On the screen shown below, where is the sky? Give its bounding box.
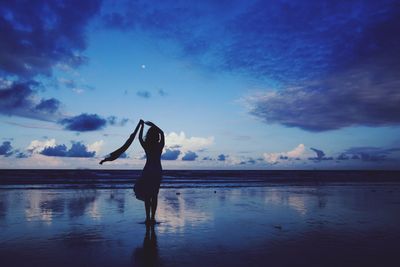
[0,0,399,169]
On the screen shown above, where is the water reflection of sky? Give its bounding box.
[0,185,400,266]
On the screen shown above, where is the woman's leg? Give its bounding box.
[145,198,151,222]
[150,195,158,220]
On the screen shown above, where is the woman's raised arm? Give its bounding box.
[138,119,145,148]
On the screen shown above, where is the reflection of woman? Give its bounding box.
[134,120,165,224]
[132,224,159,267]
[99,119,164,224]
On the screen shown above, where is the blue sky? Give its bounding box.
[0,0,399,169]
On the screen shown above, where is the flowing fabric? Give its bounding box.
[99,121,141,164]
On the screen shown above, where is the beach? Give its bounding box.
[1,171,400,266]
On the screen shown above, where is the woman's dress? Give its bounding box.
[134,145,163,201]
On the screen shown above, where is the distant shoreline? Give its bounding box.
[0,169,399,189]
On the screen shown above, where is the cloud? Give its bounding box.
[158,89,167,96]
[161,149,181,160]
[342,147,400,162]
[28,139,57,154]
[182,151,198,161]
[103,1,400,131]
[35,98,61,114]
[217,154,228,161]
[245,68,400,131]
[0,80,63,121]
[263,144,311,164]
[165,131,214,152]
[0,80,126,131]
[40,142,95,158]
[0,1,106,131]
[337,153,350,160]
[239,157,257,165]
[136,90,151,98]
[0,140,29,158]
[238,1,400,131]
[41,145,68,157]
[107,116,129,126]
[308,148,333,161]
[87,140,104,154]
[59,113,107,132]
[0,0,101,78]
[15,151,28,158]
[0,141,13,157]
[57,78,91,94]
[58,78,77,89]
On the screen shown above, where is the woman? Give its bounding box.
[99,119,164,224]
[134,120,165,224]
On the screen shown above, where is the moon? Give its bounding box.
[141,64,146,69]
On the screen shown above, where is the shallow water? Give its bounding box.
[1,184,400,266]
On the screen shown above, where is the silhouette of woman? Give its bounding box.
[99,119,164,224]
[134,120,165,224]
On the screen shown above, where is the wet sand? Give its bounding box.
[1,184,400,266]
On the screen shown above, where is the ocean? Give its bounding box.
[0,169,399,189]
[1,170,400,266]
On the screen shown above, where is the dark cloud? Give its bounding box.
[0,141,13,157]
[342,147,400,162]
[0,141,28,158]
[182,151,198,161]
[217,154,228,161]
[41,145,68,157]
[59,113,107,132]
[0,1,105,130]
[0,0,101,78]
[161,149,181,160]
[240,1,400,131]
[67,142,96,157]
[35,98,61,114]
[136,91,151,98]
[308,148,333,161]
[40,142,95,158]
[246,68,400,131]
[0,80,62,121]
[0,81,122,131]
[202,156,213,161]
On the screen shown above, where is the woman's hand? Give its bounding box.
[139,119,144,125]
[145,121,155,127]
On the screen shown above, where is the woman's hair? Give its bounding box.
[145,126,160,146]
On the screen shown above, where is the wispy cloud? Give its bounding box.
[136,90,151,98]
[0,81,63,121]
